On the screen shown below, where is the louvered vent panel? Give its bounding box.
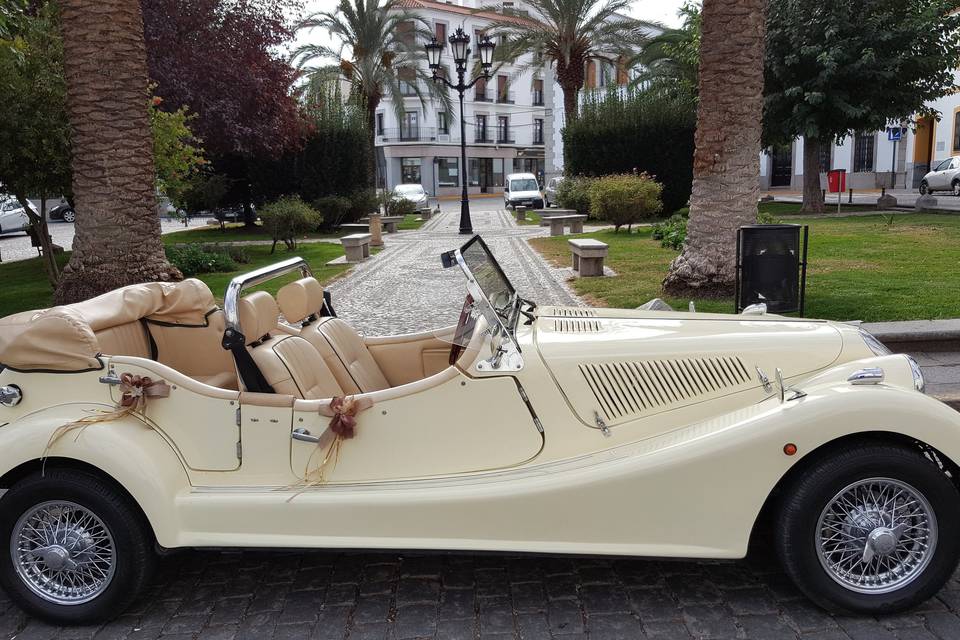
[552,307,598,317]
[579,356,752,421]
[553,319,602,333]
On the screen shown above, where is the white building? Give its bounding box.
[376,0,549,197]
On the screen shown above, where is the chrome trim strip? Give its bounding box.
[223,257,314,334]
[848,367,885,385]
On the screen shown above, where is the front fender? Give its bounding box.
[0,403,191,548]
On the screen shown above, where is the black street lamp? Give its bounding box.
[425,28,495,234]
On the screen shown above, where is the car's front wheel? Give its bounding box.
[776,443,960,614]
[919,180,930,195]
[952,181,960,197]
[0,469,156,624]
[61,208,76,223]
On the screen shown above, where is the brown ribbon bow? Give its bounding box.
[118,373,171,409]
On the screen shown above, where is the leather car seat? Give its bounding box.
[237,291,343,399]
[277,278,391,395]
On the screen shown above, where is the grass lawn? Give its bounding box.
[757,201,889,216]
[0,242,352,318]
[517,211,542,226]
[529,213,960,322]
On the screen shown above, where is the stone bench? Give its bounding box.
[418,208,434,221]
[569,238,608,277]
[514,206,529,222]
[358,215,404,233]
[549,214,587,236]
[341,233,372,262]
[535,209,577,227]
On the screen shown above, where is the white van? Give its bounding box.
[503,173,544,209]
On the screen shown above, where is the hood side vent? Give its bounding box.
[553,319,602,333]
[551,307,598,318]
[579,356,752,422]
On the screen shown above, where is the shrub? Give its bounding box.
[347,189,379,222]
[563,88,695,213]
[385,196,418,217]
[652,213,688,250]
[258,196,322,252]
[556,176,595,217]
[313,195,352,228]
[756,210,780,225]
[587,173,663,232]
[165,244,236,277]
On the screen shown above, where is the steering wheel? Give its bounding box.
[449,294,476,365]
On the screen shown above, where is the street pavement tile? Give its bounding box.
[439,587,476,620]
[642,619,695,639]
[681,605,739,639]
[923,611,960,640]
[510,581,546,612]
[665,575,723,606]
[587,612,644,640]
[781,600,840,633]
[195,623,239,640]
[736,614,798,639]
[345,621,387,640]
[352,593,392,625]
[546,598,585,635]
[516,611,550,637]
[579,583,632,616]
[721,586,779,616]
[628,588,682,622]
[834,617,897,640]
[395,577,440,604]
[478,596,515,635]
[273,621,315,640]
[392,603,438,639]
[437,617,476,640]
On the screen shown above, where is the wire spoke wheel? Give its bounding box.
[817,477,937,595]
[10,500,116,606]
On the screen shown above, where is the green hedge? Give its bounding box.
[563,89,695,214]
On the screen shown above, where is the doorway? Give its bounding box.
[770,144,793,187]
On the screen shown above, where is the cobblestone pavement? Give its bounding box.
[0,219,206,264]
[7,207,960,639]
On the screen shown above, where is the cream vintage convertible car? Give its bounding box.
[0,235,956,623]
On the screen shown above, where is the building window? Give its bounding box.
[397,21,416,47]
[853,132,875,172]
[401,158,422,184]
[376,113,384,136]
[398,67,417,96]
[497,116,510,142]
[475,114,489,142]
[497,75,511,103]
[437,157,459,187]
[474,77,488,101]
[434,22,447,42]
[400,111,419,140]
[953,111,960,152]
[438,111,448,135]
[532,79,544,106]
[533,118,543,144]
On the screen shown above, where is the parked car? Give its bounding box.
[392,183,429,209]
[48,203,75,223]
[544,176,565,207]
[0,197,32,235]
[0,239,954,623]
[504,172,544,209]
[919,156,960,195]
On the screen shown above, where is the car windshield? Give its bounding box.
[0,200,19,212]
[395,185,424,195]
[511,179,538,192]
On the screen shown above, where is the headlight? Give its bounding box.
[906,355,926,393]
[859,328,891,356]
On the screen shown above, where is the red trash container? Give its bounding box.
[827,169,846,193]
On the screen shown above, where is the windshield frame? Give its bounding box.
[442,235,524,372]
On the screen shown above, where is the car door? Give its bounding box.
[289,371,544,484]
[947,158,960,191]
[930,158,953,189]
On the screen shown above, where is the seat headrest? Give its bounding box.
[238,291,280,345]
[277,277,324,324]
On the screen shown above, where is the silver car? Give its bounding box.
[392,184,429,209]
[544,176,564,207]
[0,198,31,235]
[920,156,960,196]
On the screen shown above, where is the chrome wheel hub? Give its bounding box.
[817,478,936,594]
[11,501,116,605]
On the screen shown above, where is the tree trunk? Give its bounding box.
[366,95,380,191]
[662,0,767,297]
[54,0,181,305]
[801,137,826,213]
[561,84,579,125]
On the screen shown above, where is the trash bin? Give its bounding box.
[735,224,809,315]
[827,169,846,194]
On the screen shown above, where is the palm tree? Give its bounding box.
[55,0,180,304]
[662,0,767,296]
[628,2,699,99]
[292,0,447,184]
[481,0,638,123]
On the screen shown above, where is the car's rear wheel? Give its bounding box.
[776,443,960,614]
[0,469,156,624]
[919,180,929,195]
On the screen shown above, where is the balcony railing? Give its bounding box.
[474,91,492,102]
[474,130,493,143]
[377,127,439,142]
[496,90,516,104]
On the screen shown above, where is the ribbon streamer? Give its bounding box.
[44,373,170,456]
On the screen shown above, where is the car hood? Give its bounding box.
[510,190,541,199]
[533,306,845,428]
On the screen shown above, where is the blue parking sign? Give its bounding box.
[888,127,902,142]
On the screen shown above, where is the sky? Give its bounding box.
[290,0,688,61]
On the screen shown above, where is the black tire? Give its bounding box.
[61,208,76,223]
[776,443,960,614]
[0,469,156,624]
[535,199,545,209]
[919,180,929,195]
[952,181,960,197]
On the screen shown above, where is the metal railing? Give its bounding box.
[378,127,439,142]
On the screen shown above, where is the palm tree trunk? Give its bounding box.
[662,0,767,297]
[801,137,826,213]
[54,0,181,305]
[562,84,579,125]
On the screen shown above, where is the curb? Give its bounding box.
[860,319,960,347]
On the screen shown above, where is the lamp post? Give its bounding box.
[425,28,495,235]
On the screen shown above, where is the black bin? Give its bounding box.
[735,224,808,315]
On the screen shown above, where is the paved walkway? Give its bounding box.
[7,209,960,639]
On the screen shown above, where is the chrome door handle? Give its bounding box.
[292,428,320,444]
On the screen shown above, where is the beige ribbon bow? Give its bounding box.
[44,373,171,456]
